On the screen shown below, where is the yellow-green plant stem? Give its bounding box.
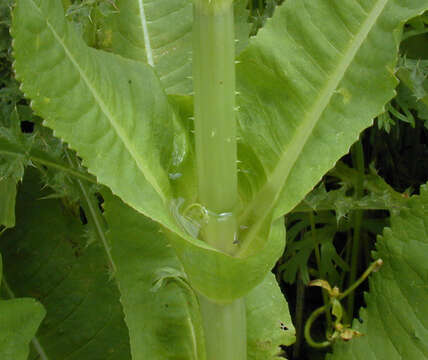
[193,0,238,254]
[347,140,365,323]
[309,212,332,333]
[198,294,247,360]
[193,1,246,359]
[304,259,383,348]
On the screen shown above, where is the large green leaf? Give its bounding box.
[0,170,131,359]
[0,255,45,360]
[11,0,282,303]
[235,0,428,250]
[12,0,185,232]
[103,192,295,359]
[328,183,428,359]
[106,0,250,94]
[103,191,206,360]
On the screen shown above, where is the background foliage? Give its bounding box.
[0,0,427,359]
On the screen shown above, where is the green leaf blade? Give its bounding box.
[103,192,206,360]
[109,0,194,94]
[0,255,46,360]
[107,0,250,95]
[236,0,428,243]
[0,298,45,360]
[12,0,183,229]
[328,184,428,359]
[246,274,295,359]
[0,170,132,360]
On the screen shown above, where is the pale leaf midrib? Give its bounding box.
[137,0,154,66]
[27,0,166,201]
[240,0,388,250]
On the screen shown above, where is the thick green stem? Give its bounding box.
[193,2,246,359]
[193,0,237,254]
[199,295,247,360]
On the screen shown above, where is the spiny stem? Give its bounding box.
[65,150,117,275]
[192,1,246,359]
[193,0,238,255]
[0,149,96,184]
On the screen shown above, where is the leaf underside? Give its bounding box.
[106,0,250,94]
[329,184,428,359]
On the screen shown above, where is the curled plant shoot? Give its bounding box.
[304,259,383,348]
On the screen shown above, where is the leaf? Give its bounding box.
[104,192,295,359]
[328,183,428,359]
[12,0,185,232]
[107,0,250,94]
[281,226,337,285]
[0,255,45,360]
[103,191,206,360]
[107,0,193,94]
[235,0,428,248]
[0,169,132,359]
[11,0,283,303]
[246,273,295,359]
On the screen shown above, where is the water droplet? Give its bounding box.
[216,212,233,222]
[169,173,182,180]
[232,232,240,245]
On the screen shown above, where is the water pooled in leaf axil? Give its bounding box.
[171,198,209,239]
[170,199,240,248]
